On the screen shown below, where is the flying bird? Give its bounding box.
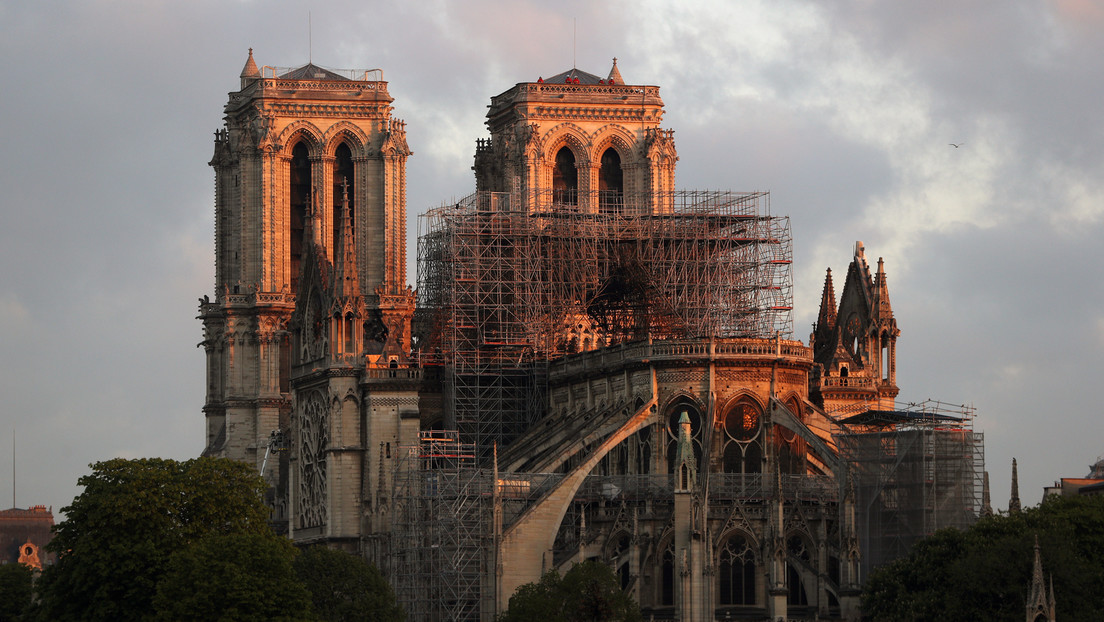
[949,143,964,148]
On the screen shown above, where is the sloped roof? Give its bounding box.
[544,68,605,84]
[838,409,964,426]
[279,63,351,81]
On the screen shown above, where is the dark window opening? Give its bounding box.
[599,148,623,213]
[660,545,675,606]
[719,535,756,605]
[552,146,578,206]
[289,142,311,291]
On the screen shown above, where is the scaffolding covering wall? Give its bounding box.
[391,431,491,622]
[834,401,985,580]
[417,189,793,454]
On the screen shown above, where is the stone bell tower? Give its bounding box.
[473,59,678,214]
[199,51,417,540]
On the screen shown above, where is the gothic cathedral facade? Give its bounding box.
[197,51,959,622]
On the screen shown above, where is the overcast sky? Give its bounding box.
[2,0,1101,517]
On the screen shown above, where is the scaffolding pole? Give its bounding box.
[834,400,984,579]
[391,431,490,621]
[416,189,793,455]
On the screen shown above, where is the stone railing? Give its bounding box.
[549,338,812,380]
[820,376,877,388]
[363,367,423,382]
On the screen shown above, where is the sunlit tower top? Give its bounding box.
[473,59,678,214]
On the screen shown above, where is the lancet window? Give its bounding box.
[553,146,578,206]
[718,533,756,605]
[599,148,623,214]
[289,142,311,291]
[721,398,763,475]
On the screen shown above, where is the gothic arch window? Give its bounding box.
[880,330,891,380]
[553,146,578,206]
[776,397,807,475]
[786,535,812,606]
[721,397,763,475]
[718,533,756,605]
[608,532,633,590]
[599,147,623,214]
[332,142,355,253]
[665,399,703,473]
[289,141,312,291]
[659,537,675,606]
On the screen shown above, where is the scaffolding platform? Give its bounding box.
[834,400,985,579]
[416,189,793,455]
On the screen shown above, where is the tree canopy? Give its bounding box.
[0,562,33,622]
[153,532,313,621]
[498,560,642,622]
[34,457,274,621]
[293,546,405,621]
[863,494,1104,621]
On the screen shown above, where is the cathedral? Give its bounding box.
[200,51,983,621]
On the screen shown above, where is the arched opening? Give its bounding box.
[599,147,623,213]
[721,398,763,475]
[289,142,312,291]
[880,331,891,381]
[776,398,807,475]
[609,533,633,590]
[718,534,756,605]
[552,146,578,206]
[786,535,811,607]
[332,142,354,253]
[660,540,675,606]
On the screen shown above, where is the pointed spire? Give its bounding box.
[240,48,261,89]
[1009,457,1022,514]
[981,471,993,518]
[674,411,697,492]
[607,57,624,85]
[1031,535,1045,592]
[334,177,360,299]
[1026,535,1056,621]
[872,257,894,320]
[817,268,837,330]
[1048,575,1056,616]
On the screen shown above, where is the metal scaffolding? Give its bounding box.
[416,189,793,455]
[390,431,491,622]
[834,400,985,579]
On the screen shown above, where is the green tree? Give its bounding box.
[498,560,642,622]
[34,457,274,622]
[153,532,313,621]
[863,494,1104,621]
[0,562,33,622]
[293,546,405,621]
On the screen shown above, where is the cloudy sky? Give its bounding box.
[2,0,1101,516]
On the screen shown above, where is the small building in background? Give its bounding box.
[0,505,54,569]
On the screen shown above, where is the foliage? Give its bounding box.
[34,457,273,622]
[498,560,642,622]
[153,532,313,621]
[293,546,405,622]
[0,562,34,622]
[863,494,1104,621]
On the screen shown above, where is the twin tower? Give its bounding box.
[200,50,905,621]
